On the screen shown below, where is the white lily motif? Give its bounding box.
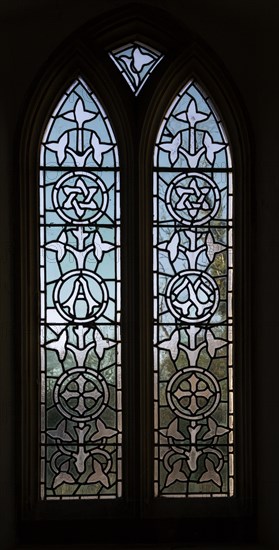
[206,329,227,357]
[91,131,114,165]
[158,330,179,361]
[165,459,187,487]
[53,461,75,489]
[46,329,68,361]
[159,132,182,164]
[206,232,226,262]
[176,99,208,127]
[63,98,97,128]
[199,458,221,487]
[87,460,110,487]
[45,133,68,164]
[94,328,116,360]
[48,419,72,442]
[131,46,155,73]
[91,419,117,442]
[203,132,226,164]
[93,231,114,262]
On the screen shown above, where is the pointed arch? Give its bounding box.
[39,77,122,500]
[153,79,234,497]
[139,45,252,516]
[18,6,253,544]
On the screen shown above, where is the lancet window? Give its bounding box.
[39,78,122,499]
[153,81,234,497]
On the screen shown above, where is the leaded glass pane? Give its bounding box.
[109,42,163,95]
[153,81,233,497]
[40,78,122,499]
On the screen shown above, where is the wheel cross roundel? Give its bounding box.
[167,367,220,421]
[54,368,109,421]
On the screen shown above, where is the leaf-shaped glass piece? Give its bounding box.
[158,330,179,362]
[45,133,68,165]
[63,97,97,127]
[167,418,184,440]
[203,417,229,440]
[91,419,117,442]
[48,419,72,442]
[165,459,187,487]
[91,132,114,165]
[93,328,116,359]
[45,329,68,361]
[53,461,75,489]
[199,458,222,487]
[45,240,66,262]
[93,231,114,262]
[87,460,110,487]
[206,329,227,358]
[206,232,226,262]
[109,42,163,95]
[159,133,182,165]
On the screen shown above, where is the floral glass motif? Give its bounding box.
[109,42,163,95]
[153,81,234,497]
[40,78,122,499]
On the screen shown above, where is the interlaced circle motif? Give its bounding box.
[165,173,221,225]
[52,172,108,224]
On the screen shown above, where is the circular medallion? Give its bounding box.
[52,171,108,224]
[166,270,219,323]
[54,367,109,421]
[165,173,220,225]
[167,367,220,421]
[53,270,108,323]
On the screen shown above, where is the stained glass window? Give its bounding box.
[153,81,233,497]
[109,41,163,95]
[40,78,122,499]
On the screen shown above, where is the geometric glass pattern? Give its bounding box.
[109,41,163,95]
[153,81,234,497]
[40,78,122,499]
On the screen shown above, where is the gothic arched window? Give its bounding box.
[19,9,252,545]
